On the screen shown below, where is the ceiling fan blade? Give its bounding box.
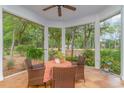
[58,6,62,16]
[63,5,76,11]
[43,5,56,11]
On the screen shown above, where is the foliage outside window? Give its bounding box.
[100,14,121,74]
[3,12,44,76]
[48,27,62,60]
[65,23,95,66]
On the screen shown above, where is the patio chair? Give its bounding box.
[75,65,85,82]
[77,55,86,65]
[25,59,46,88]
[71,55,85,65]
[75,55,86,82]
[51,66,76,88]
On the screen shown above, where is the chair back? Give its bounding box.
[25,59,45,86]
[25,58,32,69]
[77,55,85,65]
[52,67,76,88]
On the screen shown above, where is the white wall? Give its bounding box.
[0,5,3,81]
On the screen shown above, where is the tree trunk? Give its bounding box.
[67,42,70,49]
[66,39,70,49]
[9,30,15,63]
[83,25,91,49]
[17,22,26,45]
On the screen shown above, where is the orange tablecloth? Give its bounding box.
[43,60,72,82]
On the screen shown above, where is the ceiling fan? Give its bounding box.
[42,5,76,17]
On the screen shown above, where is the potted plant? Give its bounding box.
[54,51,65,63]
[49,49,58,60]
[26,47,44,63]
[101,61,112,72]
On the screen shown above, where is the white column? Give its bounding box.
[44,26,48,62]
[121,6,124,80]
[95,19,100,69]
[62,27,65,55]
[0,6,3,81]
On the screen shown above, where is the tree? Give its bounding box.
[66,29,72,49]
[70,26,79,57]
[66,26,80,57]
[100,21,120,49]
[83,23,94,49]
[49,27,61,50]
[65,23,94,57]
[3,12,44,64]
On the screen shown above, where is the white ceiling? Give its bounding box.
[22,5,111,22]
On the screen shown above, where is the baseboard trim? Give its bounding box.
[5,70,26,79]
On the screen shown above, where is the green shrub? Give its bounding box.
[65,49,120,75]
[26,47,44,60]
[82,49,95,66]
[66,56,78,62]
[3,48,10,56]
[6,51,10,55]
[16,45,28,55]
[66,49,95,65]
[7,59,15,69]
[100,49,120,74]
[64,49,120,75]
[16,45,34,56]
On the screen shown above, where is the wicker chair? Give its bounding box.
[51,67,76,88]
[75,55,86,82]
[75,65,85,82]
[25,59,46,88]
[77,55,85,65]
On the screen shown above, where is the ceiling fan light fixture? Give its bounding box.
[42,5,76,17]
